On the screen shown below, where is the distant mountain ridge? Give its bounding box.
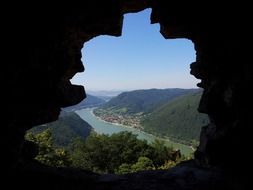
[100,88,201,114]
[63,94,106,111]
[87,90,126,97]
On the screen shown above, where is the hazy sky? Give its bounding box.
[71,9,199,91]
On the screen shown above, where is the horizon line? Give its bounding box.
[86,87,201,92]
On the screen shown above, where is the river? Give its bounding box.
[75,108,193,156]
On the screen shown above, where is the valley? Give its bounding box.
[28,88,208,157]
[93,88,209,145]
[26,88,208,172]
[75,108,193,156]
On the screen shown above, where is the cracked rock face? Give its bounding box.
[5,0,251,189]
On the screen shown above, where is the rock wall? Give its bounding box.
[151,1,252,172]
[4,0,251,189]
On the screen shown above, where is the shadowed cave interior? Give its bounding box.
[5,1,252,189]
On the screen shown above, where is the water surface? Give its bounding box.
[76,108,193,156]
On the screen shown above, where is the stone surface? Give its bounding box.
[11,161,230,190]
[4,0,251,189]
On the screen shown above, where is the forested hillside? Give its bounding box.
[99,88,200,114]
[141,92,209,144]
[28,111,93,147]
[95,89,208,145]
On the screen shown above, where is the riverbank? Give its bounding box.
[91,108,195,154]
[93,108,143,130]
[91,109,141,130]
[90,109,160,143]
[75,108,194,157]
[91,108,195,147]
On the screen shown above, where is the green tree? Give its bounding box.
[69,131,182,174]
[25,129,71,167]
[70,131,154,173]
[116,163,132,174]
[109,132,151,166]
[149,139,175,166]
[157,160,177,170]
[131,157,154,172]
[68,137,88,169]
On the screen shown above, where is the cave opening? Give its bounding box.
[25,9,209,174]
[5,1,250,189]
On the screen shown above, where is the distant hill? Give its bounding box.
[96,96,114,102]
[63,94,106,111]
[28,111,93,147]
[100,88,201,114]
[87,90,126,97]
[141,91,209,144]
